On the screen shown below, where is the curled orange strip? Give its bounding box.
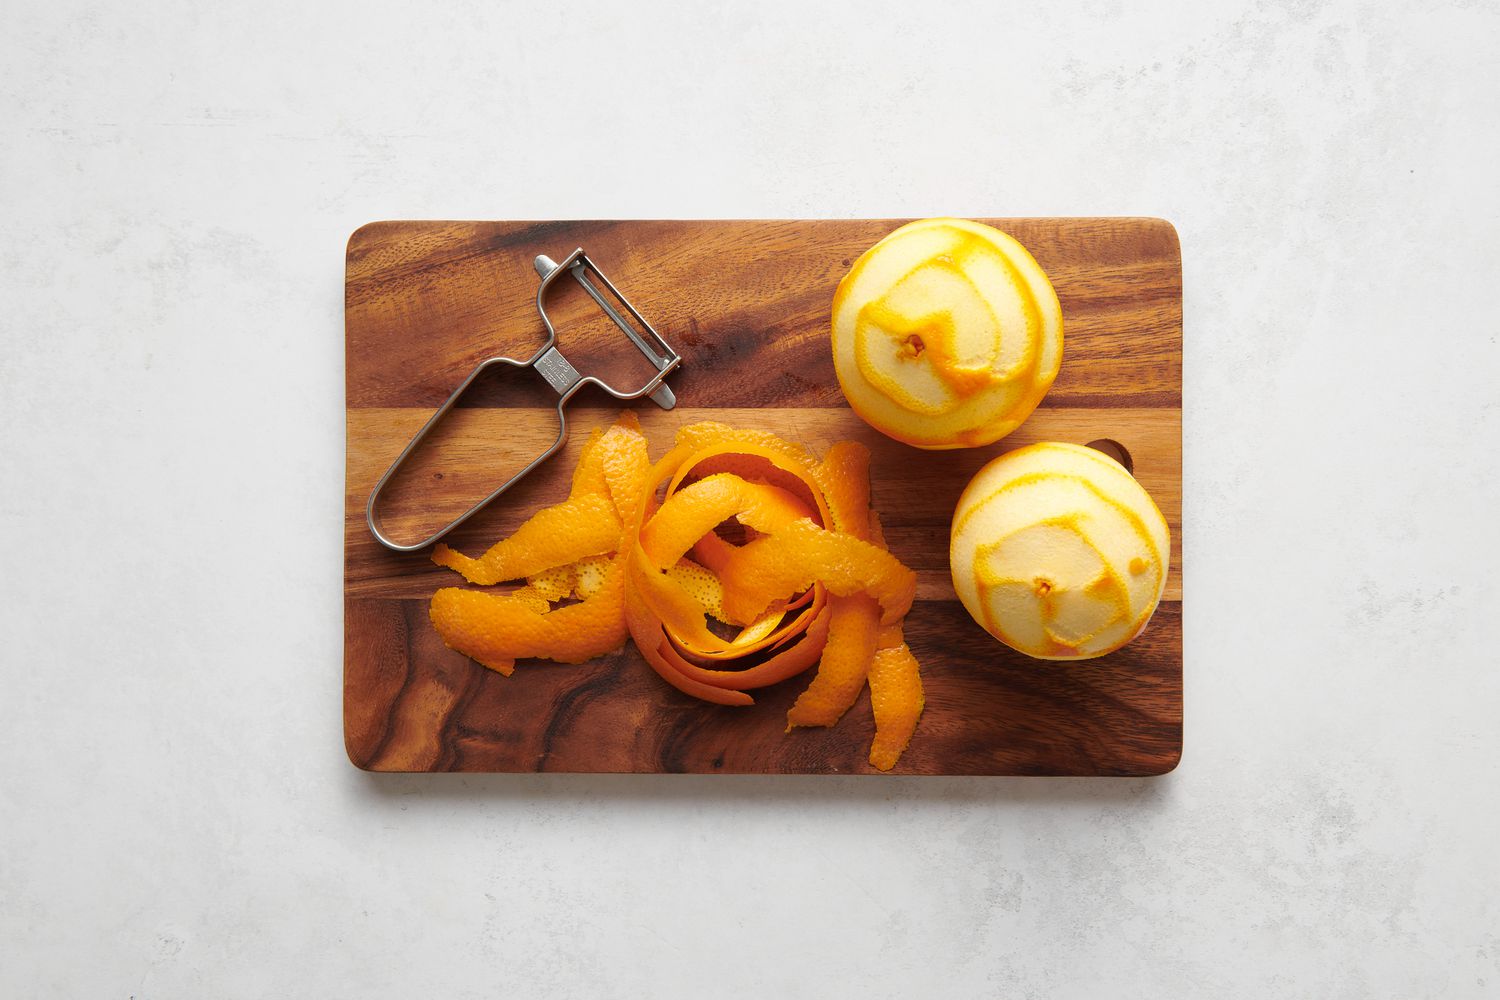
[431,494,621,586]
[640,474,817,579]
[716,519,915,627]
[624,433,831,682]
[426,415,649,672]
[867,627,924,771]
[787,441,881,730]
[429,565,627,676]
[426,413,926,771]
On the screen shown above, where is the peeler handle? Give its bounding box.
[364,357,570,553]
[366,245,680,553]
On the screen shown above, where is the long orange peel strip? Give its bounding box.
[626,432,832,673]
[867,623,924,771]
[426,414,924,770]
[426,414,648,676]
[786,441,881,730]
[717,519,915,627]
[862,511,924,769]
[431,494,621,586]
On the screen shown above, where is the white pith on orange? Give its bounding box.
[949,442,1169,659]
[832,218,1063,449]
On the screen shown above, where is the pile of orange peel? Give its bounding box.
[427,412,924,770]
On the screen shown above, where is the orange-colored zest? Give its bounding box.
[625,431,829,675]
[781,441,923,762]
[568,427,611,499]
[639,474,815,571]
[506,585,553,616]
[426,414,650,672]
[867,628,924,772]
[630,547,749,651]
[627,595,833,698]
[426,413,926,771]
[689,531,736,574]
[785,594,879,729]
[718,519,916,626]
[429,565,628,675]
[787,441,879,729]
[665,443,829,519]
[671,423,816,468]
[810,441,872,537]
[624,599,752,705]
[432,494,621,586]
[600,411,651,526]
[868,499,923,771]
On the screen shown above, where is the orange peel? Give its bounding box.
[428,561,628,675]
[426,412,927,771]
[639,474,817,572]
[426,414,651,672]
[635,470,828,658]
[431,494,621,586]
[809,441,873,537]
[625,439,829,671]
[867,626,924,771]
[717,519,915,626]
[785,593,880,729]
[787,441,879,729]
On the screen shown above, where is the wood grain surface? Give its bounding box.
[345,219,1182,775]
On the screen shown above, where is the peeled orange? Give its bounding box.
[950,442,1169,659]
[832,218,1063,449]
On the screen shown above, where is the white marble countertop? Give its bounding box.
[3,2,1497,996]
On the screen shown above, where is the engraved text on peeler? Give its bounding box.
[533,346,583,395]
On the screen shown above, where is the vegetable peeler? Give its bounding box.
[366,248,681,552]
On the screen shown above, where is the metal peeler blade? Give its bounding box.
[533,254,677,411]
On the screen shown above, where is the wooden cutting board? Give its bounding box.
[345,219,1182,775]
